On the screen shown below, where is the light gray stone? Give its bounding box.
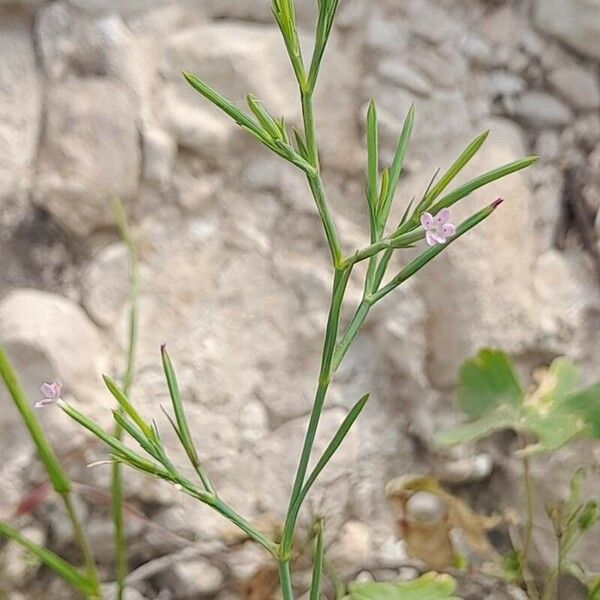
[0,289,109,405]
[82,242,129,329]
[535,130,561,162]
[35,79,141,236]
[378,60,432,96]
[548,66,600,111]
[534,0,600,60]
[142,125,177,185]
[2,526,45,584]
[163,558,224,598]
[0,13,41,208]
[511,91,572,128]
[486,70,526,97]
[328,521,373,576]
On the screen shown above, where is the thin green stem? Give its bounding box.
[332,300,371,372]
[522,455,534,571]
[111,198,139,600]
[208,495,278,557]
[281,267,350,557]
[300,90,342,266]
[279,560,295,600]
[310,519,324,600]
[110,447,126,600]
[62,494,101,598]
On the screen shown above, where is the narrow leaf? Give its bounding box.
[103,375,153,440]
[366,100,379,211]
[161,346,199,467]
[60,402,170,479]
[417,130,490,213]
[376,104,415,236]
[0,521,96,597]
[247,94,282,140]
[310,519,325,600]
[434,156,538,212]
[300,394,370,504]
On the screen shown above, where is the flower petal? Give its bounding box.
[441,223,456,237]
[40,383,55,398]
[35,398,56,408]
[435,208,451,224]
[420,212,434,229]
[425,231,438,246]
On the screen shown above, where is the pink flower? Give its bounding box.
[36,382,63,408]
[420,208,456,246]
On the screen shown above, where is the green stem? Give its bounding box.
[281,268,349,557]
[301,90,343,267]
[522,456,534,571]
[111,199,139,600]
[279,560,295,600]
[332,300,371,372]
[111,430,127,600]
[208,496,278,557]
[62,494,102,598]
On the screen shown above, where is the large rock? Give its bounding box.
[418,118,538,389]
[0,290,109,502]
[35,79,141,236]
[0,290,109,405]
[534,0,600,60]
[0,13,41,210]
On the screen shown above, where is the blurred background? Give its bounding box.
[0,0,599,598]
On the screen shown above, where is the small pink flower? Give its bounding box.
[36,382,63,408]
[420,208,456,246]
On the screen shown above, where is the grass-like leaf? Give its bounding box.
[417,130,490,214]
[433,156,538,212]
[103,374,153,440]
[309,519,325,600]
[378,104,415,234]
[0,522,97,598]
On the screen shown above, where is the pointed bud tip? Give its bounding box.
[491,198,504,209]
[160,343,167,354]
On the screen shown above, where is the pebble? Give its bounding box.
[548,66,600,111]
[511,91,573,128]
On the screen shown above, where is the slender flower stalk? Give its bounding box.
[110,198,139,600]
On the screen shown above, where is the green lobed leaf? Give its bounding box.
[457,349,524,420]
[437,352,600,454]
[341,572,462,600]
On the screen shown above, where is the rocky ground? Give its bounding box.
[0,0,599,598]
